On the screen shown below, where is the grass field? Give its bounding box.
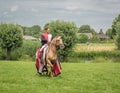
[0,61,120,93]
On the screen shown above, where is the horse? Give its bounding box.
[45,36,64,76]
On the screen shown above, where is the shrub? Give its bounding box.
[65,51,120,62]
[77,34,88,43]
[90,36,100,43]
[49,20,78,61]
[8,40,40,60]
[0,48,6,60]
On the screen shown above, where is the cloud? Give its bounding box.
[31,8,38,12]
[10,5,19,12]
[0,0,120,32]
[3,11,8,15]
[66,5,79,11]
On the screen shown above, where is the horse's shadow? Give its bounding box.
[35,72,62,78]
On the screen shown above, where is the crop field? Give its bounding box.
[0,61,120,93]
[73,43,116,52]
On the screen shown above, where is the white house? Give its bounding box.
[23,35,37,41]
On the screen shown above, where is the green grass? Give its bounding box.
[0,61,120,93]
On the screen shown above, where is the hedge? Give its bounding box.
[0,40,40,60]
[67,51,120,60]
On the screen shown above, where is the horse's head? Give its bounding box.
[55,36,65,49]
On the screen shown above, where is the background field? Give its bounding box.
[73,43,116,52]
[0,61,120,93]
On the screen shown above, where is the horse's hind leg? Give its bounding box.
[42,66,48,76]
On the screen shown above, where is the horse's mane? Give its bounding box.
[50,36,61,45]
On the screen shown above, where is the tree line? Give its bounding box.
[0,14,120,60]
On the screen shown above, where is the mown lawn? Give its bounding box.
[0,61,120,93]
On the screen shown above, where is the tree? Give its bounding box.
[99,29,104,34]
[115,22,120,49]
[106,28,112,39]
[30,25,41,38]
[111,14,120,49]
[22,25,41,38]
[0,23,23,60]
[48,20,78,61]
[78,25,96,35]
[112,14,120,39]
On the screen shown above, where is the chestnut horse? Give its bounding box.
[45,36,64,76]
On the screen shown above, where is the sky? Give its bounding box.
[0,0,120,32]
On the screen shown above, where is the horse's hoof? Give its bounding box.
[37,72,42,75]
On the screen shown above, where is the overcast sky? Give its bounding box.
[0,0,120,32]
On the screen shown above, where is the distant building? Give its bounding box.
[96,33,108,39]
[23,35,37,41]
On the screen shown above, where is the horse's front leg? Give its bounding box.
[46,59,53,68]
[46,59,53,77]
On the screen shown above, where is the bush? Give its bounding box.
[0,48,6,60]
[19,40,40,60]
[49,20,78,61]
[0,40,40,60]
[90,36,100,43]
[65,51,120,62]
[77,34,88,43]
